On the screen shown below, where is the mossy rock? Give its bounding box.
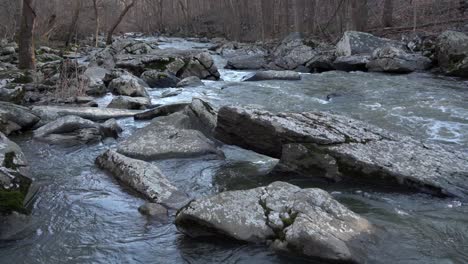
[0,190,27,214]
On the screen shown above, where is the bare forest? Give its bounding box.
[1,0,467,42]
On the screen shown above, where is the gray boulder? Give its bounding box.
[215,106,468,199]
[306,51,336,72]
[436,30,468,77]
[271,32,318,70]
[244,70,301,81]
[367,46,432,73]
[161,89,183,98]
[336,31,404,56]
[32,105,141,125]
[141,70,180,88]
[176,76,204,87]
[117,114,222,160]
[0,85,24,104]
[33,115,121,145]
[138,203,168,219]
[0,132,32,215]
[333,55,370,72]
[107,96,151,110]
[184,98,217,136]
[0,102,40,135]
[176,181,375,263]
[226,54,266,70]
[134,103,189,120]
[108,75,149,98]
[83,66,110,96]
[96,150,189,209]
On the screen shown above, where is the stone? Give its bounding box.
[244,70,301,81]
[366,46,432,73]
[176,181,375,263]
[107,96,151,110]
[161,89,183,98]
[32,105,141,125]
[108,74,149,98]
[0,85,24,104]
[134,103,189,120]
[83,66,110,96]
[184,98,217,136]
[96,150,189,209]
[138,202,168,219]
[333,55,370,72]
[176,76,204,87]
[336,31,405,56]
[214,106,468,199]
[117,115,222,160]
[141,70,180,88]
[436,30,468,77]
[33,115,121,145]
[271,33,319,70]
[0,102,40,135]
[225,54,266,70]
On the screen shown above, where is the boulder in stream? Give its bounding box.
[367,46,432,73]
[215,106,468,199]
[176,181,375,263]
[226,54,266,70]
[141,70,180,88]
[336,31,404,56]
[333,55,370,72]
[134,103,190,120]
[96,150,189,209]
[107,96,151,110]
[33,115,121,145]
[108,74,149,98]
[176,76,204,87]
[243,70,301,81]
[436,30,468,77]
[0,102,40,135]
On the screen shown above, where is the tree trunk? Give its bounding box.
[106,0,136,45]
[351,0,368,31]
[65,0,83,47]
[18,0,36,70]
[382,0,393,27]
[93,0,100,47]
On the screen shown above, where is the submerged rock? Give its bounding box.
[107,96,151,110]
[176,181,375,263]
[138,202,168,219]
[215,106,468,198]
[436,30,468,77]
[96,150,189,209]
[336,31,404,56]
[244,70,301,81]
[161,88,183,98]
[33,115,121,145]
[0,102,40,135]
[367,46,432,73]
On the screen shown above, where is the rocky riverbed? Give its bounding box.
[0,32,467,263]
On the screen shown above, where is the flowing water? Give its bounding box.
[1,38,468,264]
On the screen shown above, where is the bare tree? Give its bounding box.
[106,0,136,45]
[382,0,393,27]
[350,0,368,31]
[93,0,100,47]
[65,0,83,47]
[18,0,36,70]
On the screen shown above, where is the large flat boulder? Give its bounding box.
[336,31,404,56]
[96,150,189,209]
[176,181,375,263]
[436,30,468,77]
[32,105,142,124]
[244,70,301,81]
[107,96,151,110]
[0,102,40,135]
[367,46,432,73]
[225,54,266,70]
[33,116,121,145]
[117,114,222,160]
[215,106,468,198]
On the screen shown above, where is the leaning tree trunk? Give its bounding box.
[106,0,136,45]
[382,0,393,27]
[18,0,36,70]
[93,0,100,47]
[351,0,368,31]
[65,0,83,47]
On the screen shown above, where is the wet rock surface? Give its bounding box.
[336,31,404,56]
[176,181,375,263]
[0,102,40,135]
[215,106,468,198]
[107,96,151,110]
[96,150,189,209]
[436,30,468,77]
[244,70,301,81]
[367,46,432,73]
